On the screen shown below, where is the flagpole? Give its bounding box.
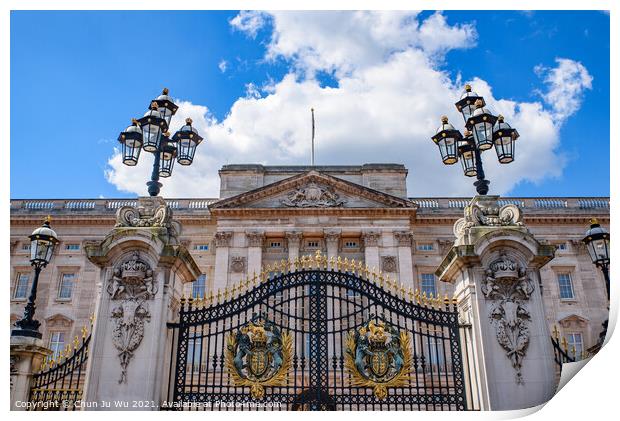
[311,108,315,166]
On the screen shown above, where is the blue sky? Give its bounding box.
[10,10,610,198]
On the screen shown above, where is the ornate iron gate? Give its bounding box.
[166,254,467,411]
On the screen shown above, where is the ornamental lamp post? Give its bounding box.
[430,85,520,195]
[117,88,204,196]
[582,219,610,301]
[12,217,60,339]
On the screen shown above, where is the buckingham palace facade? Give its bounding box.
[9,163,610,410]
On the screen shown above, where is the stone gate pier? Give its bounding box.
[436,195,557,410]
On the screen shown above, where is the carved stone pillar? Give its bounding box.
[324,229,341,260]
[394,231,413,284]
[84,196,201,409]
[246,230,264,276]
[10,336,51,410]
[436,195,556,410]
[286,231,302,262]
[362,231,381,271]
[214,231,233,291]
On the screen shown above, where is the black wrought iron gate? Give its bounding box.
[166,257,467,411]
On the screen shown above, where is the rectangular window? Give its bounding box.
[58,273,75,300]
[21,243,30,251]
[567,333,583,360]
[557,273,575,299]
[427,337,446,368]
[187,337,203,372]
[14,273,29,299]
[556,243,568,251]
[269,241,282,248]
[344,240,358,248]
[307,241,319,248]
[194,244,209,251]
[192,274,207,299]
[417,243,434,251]
[65,244,80,251]
[420,273,437,297]
[49,332,65,359]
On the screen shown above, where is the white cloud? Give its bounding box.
[535,58,593,121]
[106,11,589,198]
[229,10,268,39]
[218,59,228,73]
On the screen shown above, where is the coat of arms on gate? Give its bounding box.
[226,314,292,399]
[345,318,412,400]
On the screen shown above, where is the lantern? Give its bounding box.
[137,102,167,152]
[583,219,610,268]
[118,119,143,166]
[458,131,477,177]
[492,115,519,163]
[173,118,204,165]
[454,84,485,123]
[159,133,177,178]
[153,88,179,127]
[29,217,60,267]
[466,99,497,151]
[431,116,462,165]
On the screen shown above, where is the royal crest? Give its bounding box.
[226,314,292,399]
[345,317,412,400]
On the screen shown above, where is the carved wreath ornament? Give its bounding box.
[481,253,534,384]
[107,251,157,384]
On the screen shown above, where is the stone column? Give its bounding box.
[362,231,381,271]
[394,231,414,284]
[246,230,265,276]
[83,197,201,410]
[324,229,341,260]
[214,231,233,291]
[10,336,51,410]
[286,231,302,262]
[436,195,557,411]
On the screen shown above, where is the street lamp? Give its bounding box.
[117,88,204,196]
[12,217,59,339]
[430,85,520,195]
[582,219,610,301]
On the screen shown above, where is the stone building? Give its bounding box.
[10,163,609,364]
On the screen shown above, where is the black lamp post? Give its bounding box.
[582,219,610,301]
[118,88,203,196]
[12,217,59,339]
[431,85,520,195]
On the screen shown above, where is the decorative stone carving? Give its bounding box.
[230,256,247,273]
[453,196,523,239]
[10,355,20,391]
[381,256,398,273]
[114,197,181,243]
[214,231,233,248]
[362,231,380,247]
[481,253,534,384]
[280,182,346,207]
[285,231,302,248]
[107,251,157,384]
[393,231,413,247]
[438,239,454,254]
[324,229,341,248]
[246,231,265,248]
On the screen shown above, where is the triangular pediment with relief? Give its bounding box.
[210,171,415,210]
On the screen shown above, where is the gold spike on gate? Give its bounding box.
[552,325,560,340]
[561,336,569,352]
[444,294,450,309]
[408,287,414,302]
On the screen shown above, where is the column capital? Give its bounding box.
[214,231,233,247]
[285,231,303,247]
[245,230,265,248]
[393,230,413,247]
[324,229,341,246]
[362,231,381,247]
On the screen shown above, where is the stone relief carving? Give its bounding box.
[393,231,413,247]
[285,231,302,248]
[280,182,346,207]
[10,355,20,391]
[114,197,181,243]
[246,231,265,248]
[362,232,381,247]
[214,231,233,248]
[481,253,534,384]
[381,256,398,273]
[453,196,523,239]
[324,229,341,248]
[107,251,157,384]
[230,256,247,273]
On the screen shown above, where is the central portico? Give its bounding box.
[208,164,418,292]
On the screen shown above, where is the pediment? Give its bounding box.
[209,171,415,210]
[45,313,74,328]
[558,314,589,329]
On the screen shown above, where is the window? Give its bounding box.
[269,241,282,248]
[13,273,29,299]
[427,337,445,368]
[557,273,575,299]
[307,241,319,248]
[194,244,209,251]
[58,273,76,300]
[344,240,358,249]
[347,288,361,298]
[417,243,434,251]
[192,274,207,299]
[49,332,65,359]
[65,244,80,251]
[21,243,30,251]
[187,337,203,372]
[420,273,437,297]
[556,243,568,251]
[567,333,583,360]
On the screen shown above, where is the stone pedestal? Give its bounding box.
[10,336,52,410]
[83,197,201,410]
[436,196,557,411]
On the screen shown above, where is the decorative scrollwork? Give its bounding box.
[481,253,534,384]
[345,318,412,400]
[281,182,346,207]
[225,314,292,399]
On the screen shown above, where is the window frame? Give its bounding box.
[557,272,575,300]
[192,274,207,299]
[13,272,30,300]
[57,272,76,301]
[420,273,437,297]
[48,331,66,359]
